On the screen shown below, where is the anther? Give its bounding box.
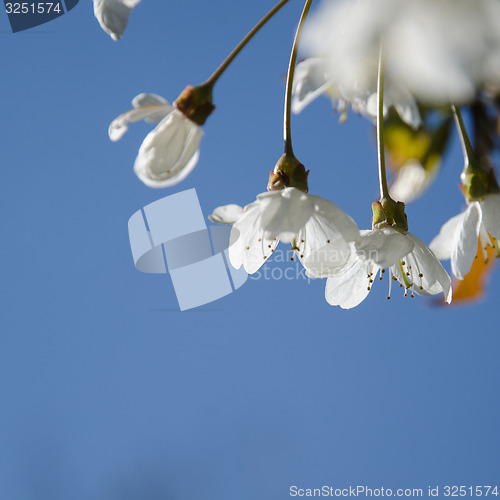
[381,269,386,274]
[399,283,403,288]
[387,296,391,300]
[326,239,331,243]
[246,246,250,250]
[290,257,294,261]
[402,261,406,265]
[379,276,383,281]
[367,286,371,291]
[258,238,261,242]
[419,285,423,290]
[419,273,423,278]
[300,254,304,258]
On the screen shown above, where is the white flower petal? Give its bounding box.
[325,260,378,309]
[386,81,422,129]
[430,202,482,280]
[292,58,333,114]
[132,94,168,108]
[304,240,356,278]
[132,93,172,124]
[133,110,202,188]
[479,223,492,260]
[406,233,452,303]
[356,227,414,268]
[480,193,500,240]
[93,0,141,41]
[429,211,465,260]
[450,203,482,280]
[258,188,359,245]
[209,205,244,225]
[258,188,312,242]
[229,205,278,274]
[109,94,173,141]
[309,193,360,242]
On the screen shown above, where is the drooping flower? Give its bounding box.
[302,0,500,105]
[110,86,214,188]
[306,226,452,309]
[292,57,421,128]
[430,194,500,279]
[93,0,140,41]
[212,187,359,274]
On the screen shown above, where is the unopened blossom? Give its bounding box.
[306,227,452,309]
[292,57,421,128]
[430,194,500,279]
[303,0,500,105]
[212,187,359,274]
[93,0,140,40]
[109,93,203,188]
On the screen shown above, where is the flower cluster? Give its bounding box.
[212,189,452,309]
[93,0,500,308]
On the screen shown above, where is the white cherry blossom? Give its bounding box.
[306,227,452,309]
[109,93,202,188]
[430,194,500,279]
[212,187,359,274]
[292,57,421,128]
[93,0,140,41]
[303,0,500,105]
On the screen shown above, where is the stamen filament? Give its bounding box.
[398,260,413,289]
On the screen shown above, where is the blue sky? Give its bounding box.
[0,1,499,499]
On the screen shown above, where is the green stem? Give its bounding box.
[284,0,314,156]
[451,105,475,165]
[376,44,390,200]
[203,0,292,88]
